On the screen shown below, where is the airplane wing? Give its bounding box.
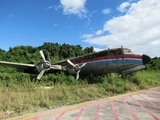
[0,50,62,79]
[122,65,146,74]
[0,61,36,74]
[0,61,34,68]
[0,60,61,77]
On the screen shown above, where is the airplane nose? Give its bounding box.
[142,54,151,65]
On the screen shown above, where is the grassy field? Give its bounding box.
[0,70,160,117]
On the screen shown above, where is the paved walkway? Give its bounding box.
[4,87,160,120]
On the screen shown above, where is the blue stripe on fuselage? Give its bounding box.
[80,58,143,66]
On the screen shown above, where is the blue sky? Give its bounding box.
[0,0,160,57]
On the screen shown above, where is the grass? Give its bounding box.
[0,70,160,118]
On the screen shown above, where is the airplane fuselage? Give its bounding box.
[54,48,151,75]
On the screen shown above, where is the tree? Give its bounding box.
[0,48,6,61]
[84,46,94,54]
[147,57,160,70]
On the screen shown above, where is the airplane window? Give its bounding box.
[128,49,132,53]
[118,51,122,55]
[123,49,132,53]
[108,52,113,55]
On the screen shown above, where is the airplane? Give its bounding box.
[0,47,151,80]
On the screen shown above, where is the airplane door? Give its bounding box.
[116,49,123,72]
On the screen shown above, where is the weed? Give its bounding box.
[0,70,160,117]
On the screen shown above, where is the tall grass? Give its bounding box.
[0,70,160,118]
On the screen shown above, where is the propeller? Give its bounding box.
[67,59,86,80]
[37,70,45,80]
[47,53,51,63]
[36,50,61,80]
[40,50,47,62]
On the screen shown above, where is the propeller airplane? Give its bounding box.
[0,47,151,80]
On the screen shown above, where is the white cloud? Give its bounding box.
[82,0,160,57]
[117,2,130,12]
[54,5,62,11]
[47,6,53,9]
[96,30,104,35]
[102,8,111,15]
[81,34,93,39]
[60,0,87,18]
[54,24,58,26]
[94,48,105,52]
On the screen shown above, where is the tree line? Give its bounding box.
[147,57,160,70]
[0,42,94,72]
[0,42,160,73]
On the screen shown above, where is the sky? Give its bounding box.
[0,0,160,57]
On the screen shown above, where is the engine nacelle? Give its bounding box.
[66,66,77,75]
[35,62,49,71]
[35,63,45,72]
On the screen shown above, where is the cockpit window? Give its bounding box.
[123,49,132,53]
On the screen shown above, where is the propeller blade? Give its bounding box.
[46,53,51,63]
[37,70,45,80]
[76,71,80,80]
[80,62,87,68]
[40,50,46,62]
[67,59,76,67]
[50,65,62,70]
